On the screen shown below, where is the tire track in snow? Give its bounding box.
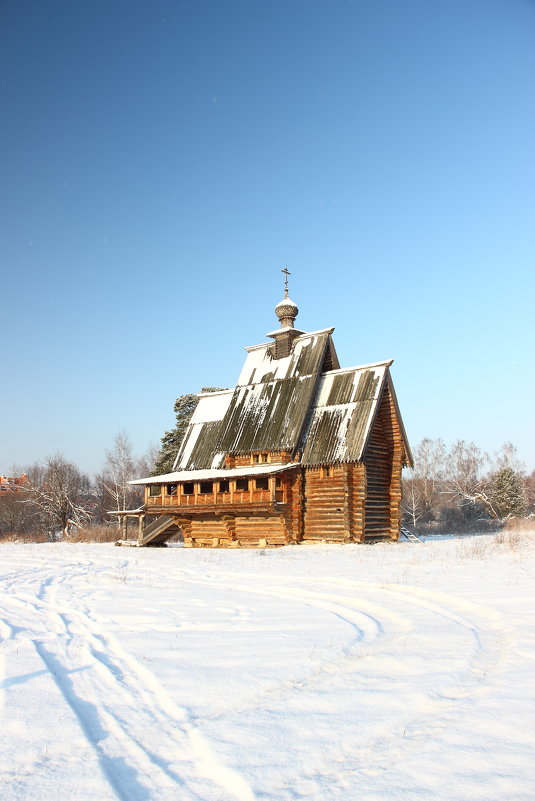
[177,566,510,696]
[303,575,512,697]
[170,566,513,794]
[169,572,408,714]
[2,567,257,801]
[60,603,257,801]
[1,550,519,801]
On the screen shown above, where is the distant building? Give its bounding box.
[121,281,412,547]
[0,474,27,495]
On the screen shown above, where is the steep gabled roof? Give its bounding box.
[173,330,337,470]
[167,322,410,477]
[300,361,394,465]
[383,371,414,468]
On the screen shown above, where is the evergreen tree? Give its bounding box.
[152,388,224,475]
[488,467,527,519]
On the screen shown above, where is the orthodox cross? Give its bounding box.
[281,266,291,298]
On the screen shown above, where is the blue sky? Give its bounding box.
[1,0,534,476]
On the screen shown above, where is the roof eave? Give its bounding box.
[129,462,301,486]
[386,371,414,467]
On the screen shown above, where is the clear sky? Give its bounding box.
[1,0,534,476]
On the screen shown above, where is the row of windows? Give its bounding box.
[252,453,269,464]
[149,476,280,497]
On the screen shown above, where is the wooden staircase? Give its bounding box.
[115,513,181,546]
[400,525,423,544]
[137,514,181,546]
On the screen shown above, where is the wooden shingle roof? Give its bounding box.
[173,330,336,470]
[301,362,391,465]
[168,328,411,475]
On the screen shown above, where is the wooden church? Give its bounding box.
[121,276,413,547]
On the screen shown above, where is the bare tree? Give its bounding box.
[402,438,446,526]
[492,441,525,474]
[24,454,92,540]
[96,434,157,521]
[137,442,159,479]
[98,432,141,514]
[443,440,496,518]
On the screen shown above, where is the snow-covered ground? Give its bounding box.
[1,532,534,801]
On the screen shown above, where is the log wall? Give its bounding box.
[348,463,367,542]
[234,515,287,546]
[362,382,405,539]
[180,513,289,548]
[384,383,405,539]
[302,466,350,542]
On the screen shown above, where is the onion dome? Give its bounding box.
[275,296,299,329]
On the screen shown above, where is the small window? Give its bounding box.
[255,477,268,490]
[167,484,177,496]
[236,478,249,491]
[323,466,332,478]
[261,453,269,463]
[276,476,282,488]
[182,482,194,495]
[199,481,213,494]
[252,454,259,464]
[149,485,161,497]
[219,480,230,493]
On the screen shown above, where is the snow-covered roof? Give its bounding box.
[263,325,334,341]
[107,507,144,515]
[238,328,336,384]
[300,361,392,465]
[134,321,412,480]
[130,462,300,486]
[173,329,338,470]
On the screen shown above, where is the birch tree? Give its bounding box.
[402,438,446,526]
[98,432,143,513]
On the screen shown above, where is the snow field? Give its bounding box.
[1,532,534,801]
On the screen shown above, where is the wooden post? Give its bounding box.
[138,513,145,543]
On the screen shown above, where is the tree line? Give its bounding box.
[0,390,213,541]
[1,389,533,540]
[402,439,534,533]
[0,434,157,541]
